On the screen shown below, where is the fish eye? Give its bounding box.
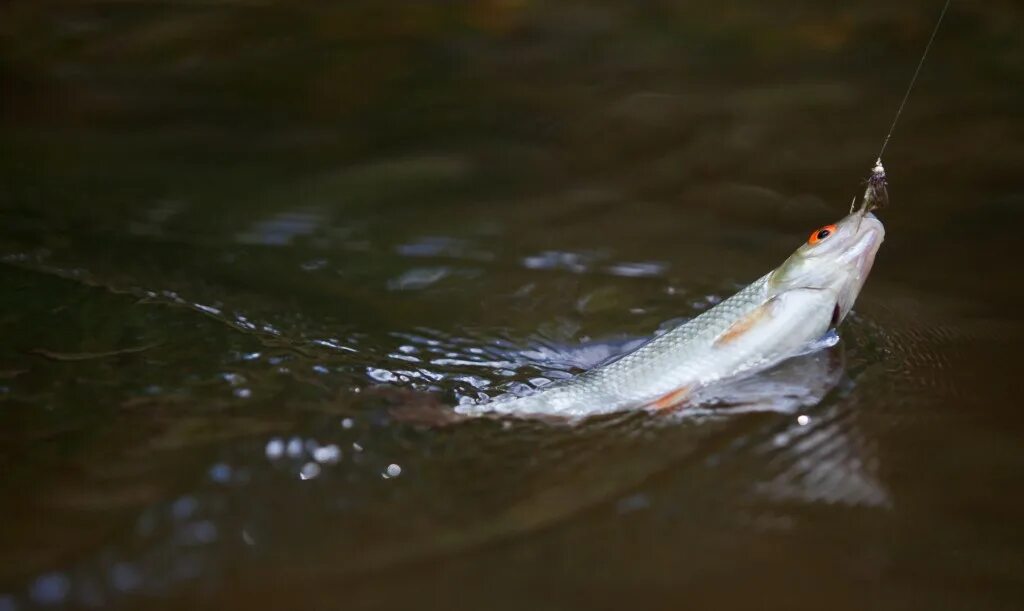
[807,224,837,245]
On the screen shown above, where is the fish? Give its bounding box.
[456,162,888,419]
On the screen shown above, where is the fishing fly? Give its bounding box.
[859,0,952,214]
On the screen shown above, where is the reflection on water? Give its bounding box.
[2,337,889,609]
[236,208,326,247]
[0,245,947,610]
[2,0,1024,610]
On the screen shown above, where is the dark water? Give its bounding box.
[2,1,1023,609]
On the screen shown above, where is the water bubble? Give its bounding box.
[208,463,232,483]
[299,462,321,480]
[233,388,252,399]
[383,464,402,479]
[265,438,284,460]
[171,496,198,521]
[286,437,304,458]
[313,445,341,464]
[797,415,810,426]
[340,418,355,429]
[30,573,69,605]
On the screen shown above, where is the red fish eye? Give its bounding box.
[808,224,837,245]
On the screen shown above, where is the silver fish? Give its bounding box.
[458,162,887,418]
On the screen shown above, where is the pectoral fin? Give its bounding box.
[714,300,776,347]
[714,288,835,350]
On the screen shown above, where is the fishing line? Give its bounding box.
[876,0,952,162]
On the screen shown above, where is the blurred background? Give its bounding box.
[1,1,1023,609]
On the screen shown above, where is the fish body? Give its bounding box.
[457,165,887,418]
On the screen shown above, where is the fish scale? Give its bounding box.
[459,273,785,417]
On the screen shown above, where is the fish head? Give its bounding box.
[770,207,885,325]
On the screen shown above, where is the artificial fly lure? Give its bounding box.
[859,0,952,213]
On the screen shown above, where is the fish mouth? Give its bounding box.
[841,215,885,278]
[856,225,884,278]
[830,215,883,325]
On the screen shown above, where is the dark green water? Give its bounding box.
[2,1,1023,609]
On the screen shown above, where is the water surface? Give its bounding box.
[2,1,1023,609]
